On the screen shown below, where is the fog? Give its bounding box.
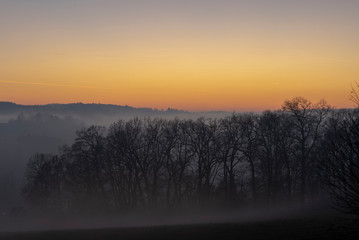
[0,200,332,233]
[0,101,357,236]
[0,102,231,216]
[0,113,84,211]
[0,109,236,233]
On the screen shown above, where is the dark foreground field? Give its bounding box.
[1,215,358,240]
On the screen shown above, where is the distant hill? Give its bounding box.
[0,101,187,116]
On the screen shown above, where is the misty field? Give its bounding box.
[1,214,358,240]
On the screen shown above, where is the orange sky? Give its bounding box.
[1,1,358,111]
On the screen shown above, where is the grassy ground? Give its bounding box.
[1,214,358,240]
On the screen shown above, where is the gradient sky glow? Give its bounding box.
[1,0,359,111]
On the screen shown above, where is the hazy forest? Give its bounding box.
[20,96,359,218]
[2,1,359,239]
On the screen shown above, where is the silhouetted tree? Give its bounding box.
[239,114,260,202]
[23,153,64,214]
[217,115,241,203]
[282,97,330,202]
[321,110,359,215]
[164,119,195,208]
[257,111,284,202]
[23,98,350,216]
[106,118,144,210]
[186,118,220,204]
[64,126,107,213]
[350,81,359,107]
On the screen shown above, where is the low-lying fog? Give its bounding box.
[0,102,231,218]
[0,102,345,234]
[0,200,332,233]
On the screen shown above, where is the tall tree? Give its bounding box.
[282,97,330,202]
[321,110,359,215]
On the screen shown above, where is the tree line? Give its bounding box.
[22,97,359,216]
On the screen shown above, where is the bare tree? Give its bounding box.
[186,118,220,204]
[239,114,260,202]
[217,115,243,203]
[282,97,330,202]
[321,111,359,215]
[350,81,359,107]
[23,153,64,214]
[107,118,145,209]
[65,126,108,213]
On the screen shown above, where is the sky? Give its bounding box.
[0,0,359,111]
